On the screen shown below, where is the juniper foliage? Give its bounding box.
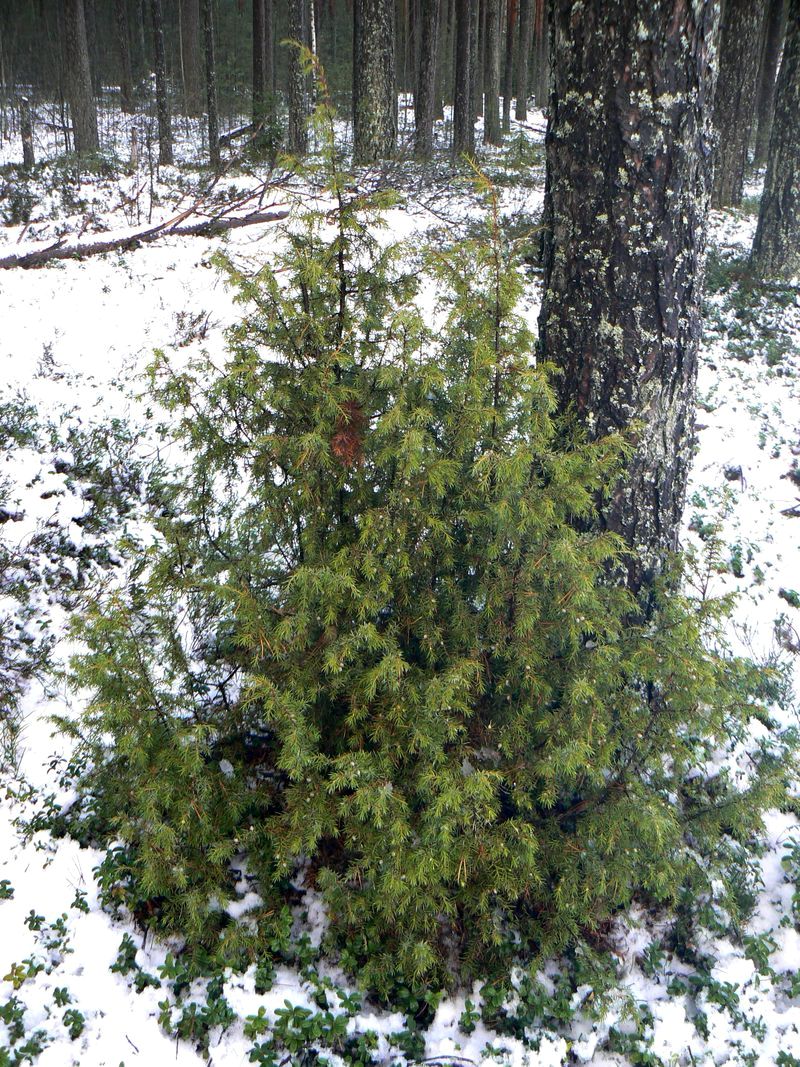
[65,92,791,992]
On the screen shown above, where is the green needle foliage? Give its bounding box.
[64,85,792,993]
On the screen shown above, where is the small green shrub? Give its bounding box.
[63,92,792,997]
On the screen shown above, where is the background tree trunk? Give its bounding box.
[115,0,134,113]
[179,0,202,116]
[470,0,482,119]
[64,0,99,154]
[712,0,765,207]
[353,0,396,163]
[514,0,533,120]
[539,0,718,591]
[751,0,800,276]
[483,0,501,144]
[20,96,35,168]
[84,0,101,96]
[452,0,473,155]
[252,0,269,123]
[532,0,548,108]
[150,0,173,165]
[287,0,310,154]
[202,0,219,168]
[265,0,275,98]
[502,0,517,133]
[754,0,787,166]
[414,0,440,158]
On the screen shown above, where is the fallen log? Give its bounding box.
[219,122,256,147]
[0,208,289,270]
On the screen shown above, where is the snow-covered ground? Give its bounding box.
[1,111,799,1066]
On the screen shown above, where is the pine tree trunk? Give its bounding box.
[253,0,267,121]
[202,0,219,168]
[64,0,99,154]
[353,0,396,163]
[502,0,517,133]
[751,0,800,277]
[514,0,533,120]
[484,0,501,143]
[84,0,101,95]
[21,96,35,168]
[532,0,548,109]
[115,0,134,113]
[414,0,440,158]
[754,0,787,167]
[452,0,473,155]
[287,0,310,154]
[712,0,765,207]
[150,0,173,165]
[179,0,202,116]
[471,0,482,119]
[265,0,275,96]
[435,0,454,119]
[539,0,718,591]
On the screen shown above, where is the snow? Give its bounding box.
[1,106,799,1066]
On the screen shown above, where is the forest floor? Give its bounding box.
[1,109,799,1066]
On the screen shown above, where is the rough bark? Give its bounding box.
[484,0,501,143]
[514,0,533,120]
[287,0,310,154]
[712,0,765,207]
[452,0,473,156]
[754,0,787,166]
[150,0,173,165]
[64,0,99,154]
[115,0,134,113]
[539,0,718,591]
[414,0,441,158]
[752,0,800,277]
[201,0,219,168]
[502,0,517,133]
[179,0,203,116]
[353,0,396,163]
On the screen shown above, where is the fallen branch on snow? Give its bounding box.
[0,207,289,269]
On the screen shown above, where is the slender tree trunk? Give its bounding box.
[115,0,134,113]
[20,96,35,168]
[532,0,548,108]
[265,0,275,96]
[179,0,202,116]
[253,0,267,121]
[514,0,533,120]
[202,0,219,168]
[484,0,501,144]
[502,0,517,133]
[754,0,787,166]
[752,0,800,277]
[64,0,99,154]
[287,0,310,154]
[471,0,482,121]
[353,0,396,163]
[452,0,473,156]
[414,0,441,158]
[539,0,718,592]
[435,0,454,118]
[150,0,173,165]
[712,0,766,207]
